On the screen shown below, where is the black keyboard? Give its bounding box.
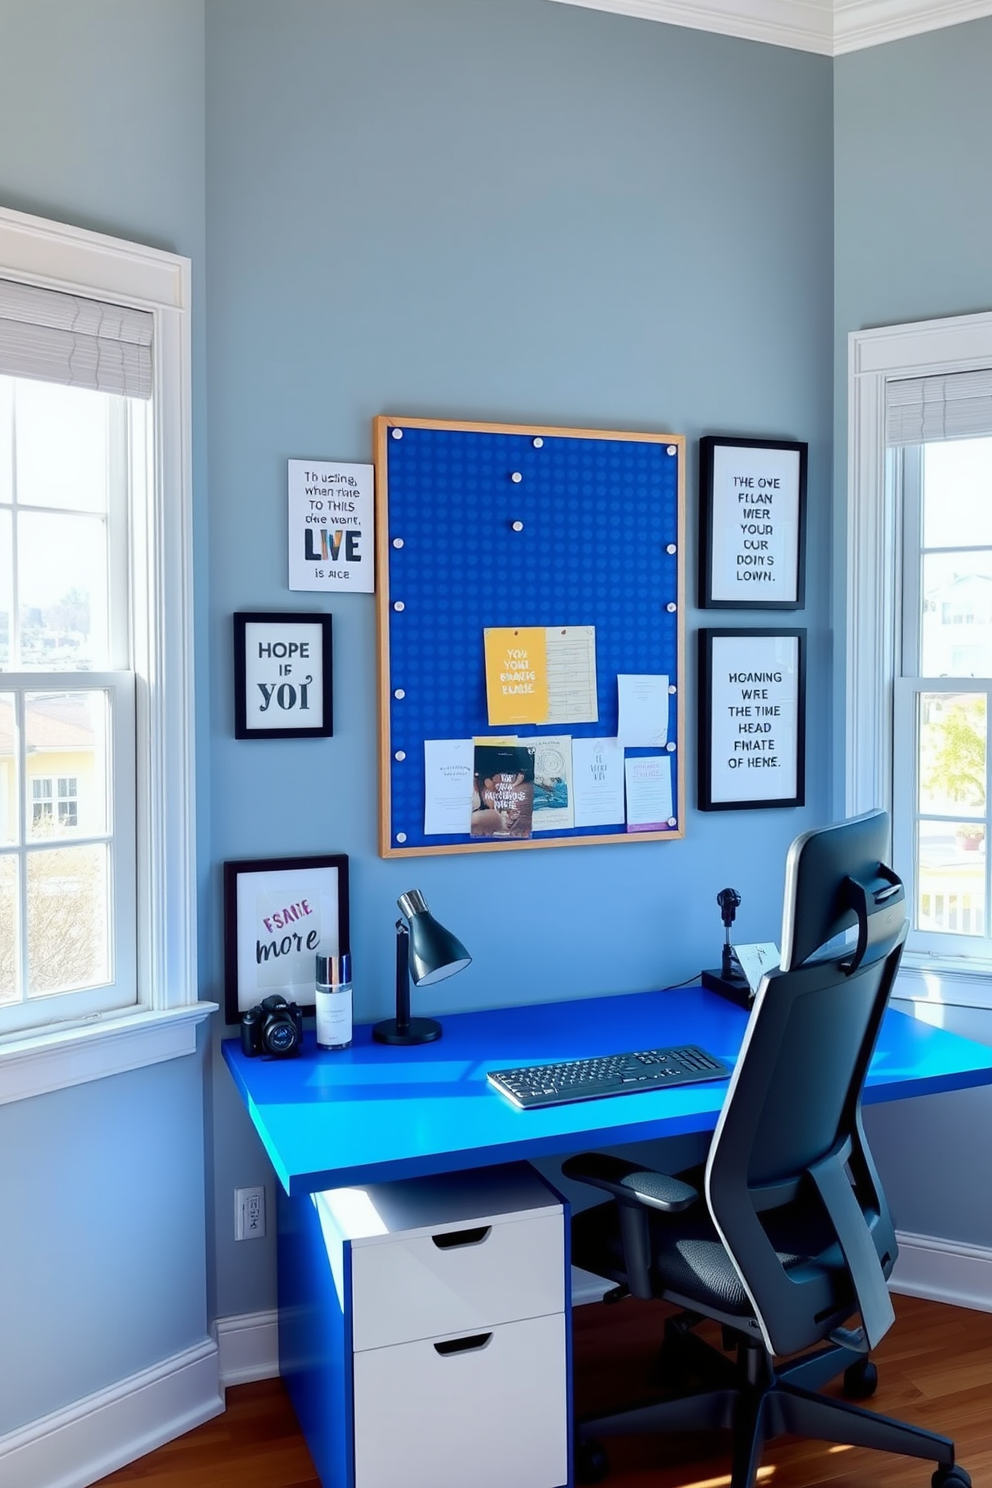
[487,1045,730,1110]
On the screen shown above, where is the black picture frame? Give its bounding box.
[699,436,807,609]
[223,853,350,1022]
[233,611,333,739]
[697,628,806,811]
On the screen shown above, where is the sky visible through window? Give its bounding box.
[1,376,114,669]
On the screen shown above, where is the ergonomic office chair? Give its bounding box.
[565,812,970,1488]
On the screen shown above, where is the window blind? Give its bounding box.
[0,278,152,398]
[886,368,992,446]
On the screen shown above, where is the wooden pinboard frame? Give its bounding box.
[374,416,685,857]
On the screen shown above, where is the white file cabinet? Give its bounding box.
[278,1162,570,1488]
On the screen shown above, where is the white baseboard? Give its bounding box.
[891,1230,992,1313]
[215,1309,280,1386]
[0,1337,223,1488]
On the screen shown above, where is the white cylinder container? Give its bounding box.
[315,951,353,1050]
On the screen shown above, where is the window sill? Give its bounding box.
[0,1002,218,1106]
[896,957,992,1013]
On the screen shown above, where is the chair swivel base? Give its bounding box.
[575,1335,968,1488]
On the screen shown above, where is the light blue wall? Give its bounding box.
[866,1000,992,1246]
[835,17,992,334]
[2,0,990,1449]
[0,0,209,1436]
[2,0,889,1434]
[831,17,992,816]
[0,1053,210,1428]
[835,17,992,1245]
[203,0,835,1316]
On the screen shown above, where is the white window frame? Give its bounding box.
[848,309,992,1012]
[0,205,214,1103]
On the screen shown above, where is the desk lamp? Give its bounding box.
[372,889,472,1045]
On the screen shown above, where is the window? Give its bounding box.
[1,374,137,1034]
[848,312,992,1000]
[893,436,992,959]
[32,777,80,829]
[0,205,211,1101]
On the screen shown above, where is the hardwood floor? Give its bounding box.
[95,1294,992,1488]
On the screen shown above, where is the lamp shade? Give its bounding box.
[398,889,472,986]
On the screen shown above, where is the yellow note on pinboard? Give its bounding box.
[484,626,549,726]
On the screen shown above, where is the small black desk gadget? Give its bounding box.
[700,887,754,1008]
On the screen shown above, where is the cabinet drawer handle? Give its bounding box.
[433,1332,493,1356]
[431,1225,491,1250]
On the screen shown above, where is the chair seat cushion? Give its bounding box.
[573,1195,755,1314]
[572,1190,847,1319]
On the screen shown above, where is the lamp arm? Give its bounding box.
[394,919,412,1035]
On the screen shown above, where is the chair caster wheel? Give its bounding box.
[842,1358,878,1399]
[575,1438,609,1484]
[932,1467,971,1488]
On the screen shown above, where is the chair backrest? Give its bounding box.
[704,872,906,1359]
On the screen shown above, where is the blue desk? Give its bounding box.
[222,984,992,1196]
[223,985,992,1488]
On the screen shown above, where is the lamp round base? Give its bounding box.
[372,1016,442,1045]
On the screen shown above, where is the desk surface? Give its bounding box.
[222,985,992,1196]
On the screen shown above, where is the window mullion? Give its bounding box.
[899,445,923,678]
[14,687,26,1004]
[9,391,20,668]
[986,681,992,945]
[109,397,131,670]
[891,678,916,905]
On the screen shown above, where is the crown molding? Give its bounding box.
[548,0,992,55]
[548,0,833,53]
[834,0,992,54]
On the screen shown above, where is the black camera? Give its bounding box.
[240,994,304,1058]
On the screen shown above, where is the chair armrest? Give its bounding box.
[561,1152,699,1213]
